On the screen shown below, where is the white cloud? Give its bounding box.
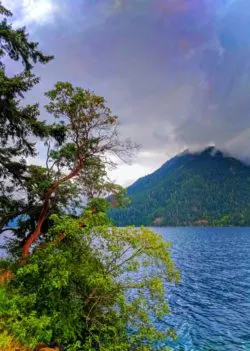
[110,163,153,187]
[3,0,59,27]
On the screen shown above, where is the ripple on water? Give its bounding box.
[151,227,250,351]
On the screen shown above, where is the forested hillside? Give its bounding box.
[109,147,250,226]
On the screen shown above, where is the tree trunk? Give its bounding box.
[22,160,83,257]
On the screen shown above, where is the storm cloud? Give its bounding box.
[3,0,250,184]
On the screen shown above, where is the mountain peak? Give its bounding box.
[110,149,250,226]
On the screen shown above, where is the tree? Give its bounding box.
[0,209,179,350]
[2,81,136,258]
[0,5,179,350]
[0,78,179,349]
[0,2,54,230]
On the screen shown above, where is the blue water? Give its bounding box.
[152,227,250,351]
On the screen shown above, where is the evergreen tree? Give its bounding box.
[0,2,53,228]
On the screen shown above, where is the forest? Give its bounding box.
[110,147,250,227]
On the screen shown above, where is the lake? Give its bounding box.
[153,227,250,351]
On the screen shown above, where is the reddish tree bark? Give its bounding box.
[22,160,84,258]
[0,269,14,284]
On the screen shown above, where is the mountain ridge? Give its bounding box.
[109,147,250,226]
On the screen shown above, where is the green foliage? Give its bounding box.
[0,78,136,254]
[0,1,53,159]
[0,5,178,351]
[110,147,250,226]
[1,212,179,350]
[0,2,54,234]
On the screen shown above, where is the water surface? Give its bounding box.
[152,227,250,351]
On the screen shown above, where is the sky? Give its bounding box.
[3,0,250,186]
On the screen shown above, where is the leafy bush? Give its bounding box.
[0,214,179,350]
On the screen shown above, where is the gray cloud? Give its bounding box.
[4,0,250,183]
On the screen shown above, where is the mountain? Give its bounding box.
[109,147,250,226]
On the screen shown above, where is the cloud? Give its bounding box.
[3,0,250,185]
[3,0,60,27]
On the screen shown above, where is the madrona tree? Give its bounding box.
[1,81,136,258]
[0,81,179,351]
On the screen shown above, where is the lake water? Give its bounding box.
[152,227,250,351]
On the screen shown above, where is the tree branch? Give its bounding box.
[21,159,84,257]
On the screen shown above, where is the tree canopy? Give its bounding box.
[0,214,179,351]
[0,1,54,235]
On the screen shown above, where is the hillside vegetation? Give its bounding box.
[109,147,250,226]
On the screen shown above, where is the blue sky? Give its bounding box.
[4,0,250,185]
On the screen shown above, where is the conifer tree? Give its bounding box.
[0,2,53,228]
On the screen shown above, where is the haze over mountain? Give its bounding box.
[109,147,250,226]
